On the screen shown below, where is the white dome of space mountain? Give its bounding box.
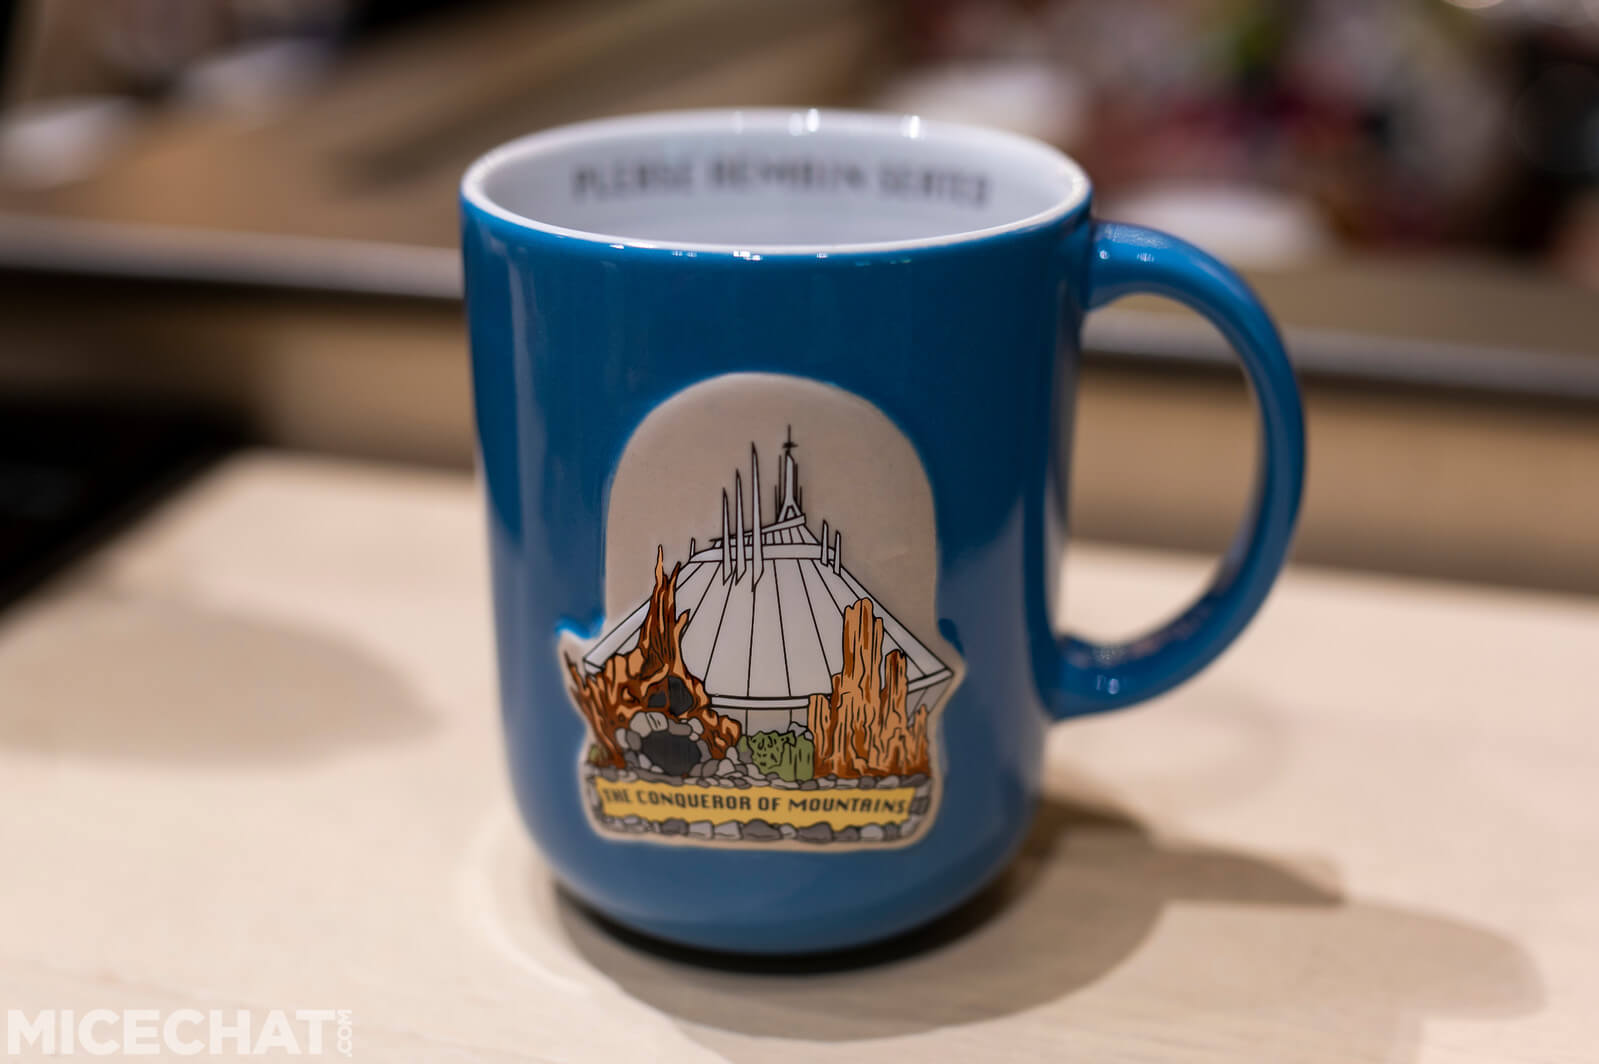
[580,432,955,735]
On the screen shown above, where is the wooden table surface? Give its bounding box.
[1,453,1594,1062]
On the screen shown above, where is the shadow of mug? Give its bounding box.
[0,594,434,763]
[544,795,1542,1061]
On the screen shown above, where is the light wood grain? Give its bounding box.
[0,454,1592,1062]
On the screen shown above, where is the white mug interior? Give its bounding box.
[462,109,1090,253]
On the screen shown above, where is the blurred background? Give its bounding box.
[0,0,1595,606]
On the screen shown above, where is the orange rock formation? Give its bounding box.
[565,548,740,768]
[810,597,932,777]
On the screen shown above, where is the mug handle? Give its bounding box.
[1046,222,1307,718]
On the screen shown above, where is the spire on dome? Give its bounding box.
[750,445,764,585]
[720,490,731,582]
[777,425,802,520]
[733,471,745,580]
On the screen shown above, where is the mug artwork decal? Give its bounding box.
[560,373,963,848]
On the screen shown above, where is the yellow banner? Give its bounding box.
[594,778,919,830]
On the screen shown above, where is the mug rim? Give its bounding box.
[460,108,1092,258]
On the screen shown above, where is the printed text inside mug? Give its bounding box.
[474,115,1081,248]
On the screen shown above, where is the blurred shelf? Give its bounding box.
[1,267,1596,597]
[0,0,1594,596]
[0,0,897,245]
[3,209,1597,410]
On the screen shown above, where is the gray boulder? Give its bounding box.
[630,711,668,736]
[796,823,833,843]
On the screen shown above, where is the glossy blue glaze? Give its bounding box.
[1041,223,1307,718]
[462,120,1303,955]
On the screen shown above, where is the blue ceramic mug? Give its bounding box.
[461,109,1303,954]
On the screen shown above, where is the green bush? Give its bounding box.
[737,730,814,781]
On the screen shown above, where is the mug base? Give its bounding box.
[550,828,1027,958]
